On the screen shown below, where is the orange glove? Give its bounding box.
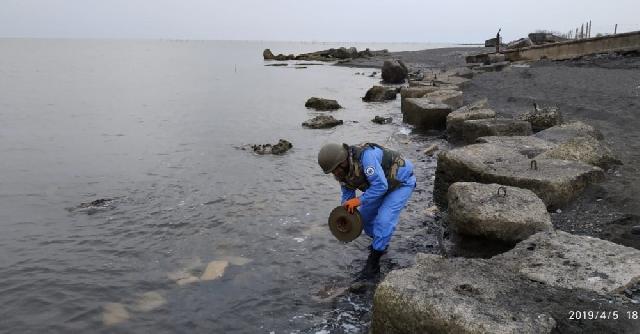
[343,197,361,214]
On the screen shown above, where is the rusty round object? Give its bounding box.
[328,206,363,242]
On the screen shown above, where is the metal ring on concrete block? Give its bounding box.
[328,206,363,242]
[530,159,538,170]
[497,186,507,197]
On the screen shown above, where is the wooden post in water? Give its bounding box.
[614,24,618,34]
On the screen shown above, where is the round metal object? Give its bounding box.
[328,206,363,242]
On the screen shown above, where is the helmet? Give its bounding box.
[318,143,348,174]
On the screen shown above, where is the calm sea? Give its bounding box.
[0,39,446,333]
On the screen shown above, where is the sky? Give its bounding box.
[1,0,639,43]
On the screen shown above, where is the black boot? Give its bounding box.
[357,247,385,281]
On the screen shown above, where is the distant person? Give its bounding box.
[496,28,502,53]
[317,143,416,280]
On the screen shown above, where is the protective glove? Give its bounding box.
[343,197,361,214]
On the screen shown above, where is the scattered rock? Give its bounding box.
[372,116,392,124]
[369,71,377,77]
[433,143,605,209]
[448,182,553,243]
[264,63,288,67]
[518,103,563,131]
[252,139,293,155]
[102,303,130,326]
[537,136,622,169]
[462,118,533,144]
[200,260,229,281]
[476,136,556,158]
[362,86,397,102]
[381,59,408,84]
[302,115,344,129]
[534,121,604,144]
[304,97,342,111]
[401,98,452,129]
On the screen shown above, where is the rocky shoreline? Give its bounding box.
[260,45,640,332]
[368,47,640,333]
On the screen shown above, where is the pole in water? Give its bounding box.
[614,24,618,34]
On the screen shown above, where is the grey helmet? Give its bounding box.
[318,143,348,174]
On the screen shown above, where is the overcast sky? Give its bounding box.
[2,0,638,43]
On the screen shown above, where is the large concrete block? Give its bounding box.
[433,143,605,209]
[373,232,640,334]
[534,121,604,144]
[446,99,495,141]
[536,135,622,169]
[399,86,440,101]
[424,89,464,109]
[401,98,452,129]
[462,118,533,144]
[476,136,556,158]
[448,182,552,243]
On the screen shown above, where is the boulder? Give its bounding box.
[462,118,533,144]
[518,104,563,131]
[263,49,275,60]
[534,121,604,144]
[447,182,553,243]
[433,143,605,209]
[476,136,556,158]
[301,115,343,129]
[252,139,293,155]
[381,59,408,83]
[424,89,464,109]
[446,99,495,141]
[401,98,452,130]
[372,116,392,124]
[373,232,640,334]
[304,97,341,111]
[536,136,622,169]
[362,86,397,102]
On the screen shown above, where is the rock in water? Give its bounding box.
[371,116,392,124]
[304,97,342,111]
[263,49,275,60]
[381,59,408,83]
[132,291,167,312]
[362,86,397,102]
[302,115,343,129]
[518,104,562,131]
[200,260,229,281]
[252,139,293,155]
[102,303,130,326]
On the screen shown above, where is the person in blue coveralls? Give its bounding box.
[317,142,416,279]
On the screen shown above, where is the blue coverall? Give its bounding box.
[340,146,416,251]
